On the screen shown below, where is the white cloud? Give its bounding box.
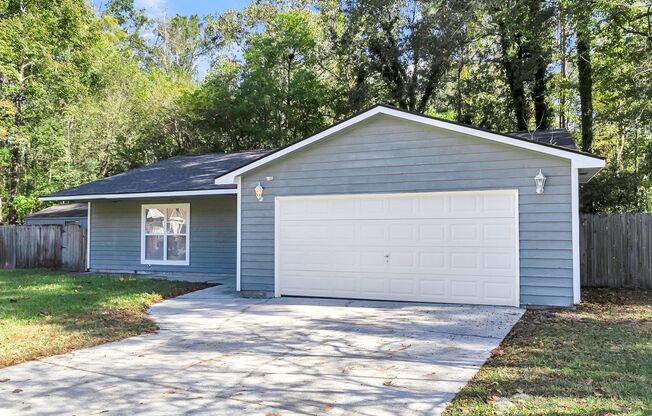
[135,0,168,17]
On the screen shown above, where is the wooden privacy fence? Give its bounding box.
[0,224,87,271]
[581,213,652,289]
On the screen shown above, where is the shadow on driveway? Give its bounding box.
[0,283,524,416]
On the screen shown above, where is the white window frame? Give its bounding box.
[141,203,190,266]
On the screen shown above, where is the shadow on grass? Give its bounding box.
[0,269,212,322]
[0,268,212,367]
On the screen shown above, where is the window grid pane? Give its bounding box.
[145,208,165,235]
[166,208,187,235]
[145,235,164,260]
[143,205,188,263]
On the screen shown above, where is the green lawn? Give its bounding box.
[0,269,211,368]
[445,288,652,416]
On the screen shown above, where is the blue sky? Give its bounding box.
[94,0,252,17]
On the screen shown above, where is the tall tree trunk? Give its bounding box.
[559,8,568,128]
[499,27,529,130]
[532,56,550,130]
[577,20,594,151]
[503,58,529,130]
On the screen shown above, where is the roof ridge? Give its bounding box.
[172,149,275,158]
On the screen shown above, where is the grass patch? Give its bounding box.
[0,269,212,368]
[445,288,652,416]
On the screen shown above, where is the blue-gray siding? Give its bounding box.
[240,115,574,306]
[90,196,236,275]
[25,217,88,228]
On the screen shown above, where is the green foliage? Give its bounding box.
[0,0,650,222]
[581,167,650,213]
[186,8,331,150]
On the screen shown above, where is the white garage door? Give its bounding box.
[275,190,519,307]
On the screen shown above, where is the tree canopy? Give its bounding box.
[1,0,650,222]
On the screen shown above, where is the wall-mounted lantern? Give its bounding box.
[534,170,547,194]
[255,182,264,202]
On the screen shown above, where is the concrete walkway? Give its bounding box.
[0,280,524,416]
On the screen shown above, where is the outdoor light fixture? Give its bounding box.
[255,182,264,201]
[534,169,547,194]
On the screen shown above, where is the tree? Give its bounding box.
[187,7,331,150]
[102,0,151,60]
[1,0,650,221]
[0,0,100,223]
[152,15,208,78]
[485,0,555,130]
[573,1,594,152]
[338,0,473,112]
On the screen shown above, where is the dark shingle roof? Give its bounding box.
[507,128,577,150]
[26,203,88,218]
[45,150,273,198]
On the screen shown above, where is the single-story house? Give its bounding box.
[41,104,605,307]
[25,203,88,227]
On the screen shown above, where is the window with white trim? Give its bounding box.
[141,203,190,265]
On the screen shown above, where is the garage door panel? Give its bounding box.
[281,218,515,247]
[282,272,516,305]
[279,192,515,221]
[277,190,519,306]
[280,246,515,276]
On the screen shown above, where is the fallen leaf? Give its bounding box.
[12,389,22,394]
[490,347,505,357]
[0,378,10,383]
[382,380,394,387]
[583,378,593,386]
[265,412,282,416]
[38,311,51,318]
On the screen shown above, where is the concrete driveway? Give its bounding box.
[0,281,524,416]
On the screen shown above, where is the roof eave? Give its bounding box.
[40,188,237,202]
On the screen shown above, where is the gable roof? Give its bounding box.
[26,203,88,219]
[41,150,273,201]
[213,104,604,185]
[41,104,606,202]
[508,128,577,150]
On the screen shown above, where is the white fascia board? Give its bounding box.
[40,188,237,201]
[571,165,581,304]
[235,176,242,292]
[214,106,605,185]
[86,201,92,271]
